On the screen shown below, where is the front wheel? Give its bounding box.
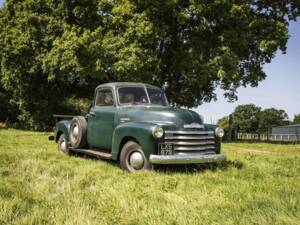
[120,141,152,172]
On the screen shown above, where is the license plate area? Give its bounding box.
[158,143,174,155]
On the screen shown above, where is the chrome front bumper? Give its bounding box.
[149,153,226,165]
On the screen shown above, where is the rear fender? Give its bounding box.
[55,120,71,142]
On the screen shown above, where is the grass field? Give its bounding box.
[0,128,300,225]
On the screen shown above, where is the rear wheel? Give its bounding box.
[120,141,152,172]
[58,134,69,154]
[69,116,87,149]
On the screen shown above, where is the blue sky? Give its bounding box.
[0,0,299,122]
[195,21,300,123]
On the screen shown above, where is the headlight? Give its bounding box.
[215,127,224,138]
[152,126,164,138]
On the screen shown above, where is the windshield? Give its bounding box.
[118,87,149,105]
[146,87,168,106]
[118,86,168,106]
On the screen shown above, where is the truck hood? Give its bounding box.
[117,106,203,129]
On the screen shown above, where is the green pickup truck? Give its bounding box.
[51,82,225,172]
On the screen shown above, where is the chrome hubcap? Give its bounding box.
[129,152,144,170]
[60,139,66,151]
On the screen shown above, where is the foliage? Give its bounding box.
[0,85,19,122]
[232,104,261,133]
[224,105,289,133]
[217,116,229,130]
[293,114,300,124]
[258,108,289,132]
[1,129,300,224]
[0,0,300,129]
[217,116,230,139]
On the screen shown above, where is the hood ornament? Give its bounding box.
[184,123,204,129]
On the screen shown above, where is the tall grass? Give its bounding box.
[0,128,300,224]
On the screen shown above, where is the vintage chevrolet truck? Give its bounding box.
[51,82,225,172]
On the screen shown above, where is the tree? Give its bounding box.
[217,115,233,141]
[293,114,300,124]
[0,0,299,129]
[258,108,288,132]
[0,86,19,123]
[217,116,229,131]
[232,104,261,133]
[0,0,103,129]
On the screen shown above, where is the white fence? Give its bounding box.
[237,133,300,142]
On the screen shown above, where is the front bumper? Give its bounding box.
[149,153,226,165]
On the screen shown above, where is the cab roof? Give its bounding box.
[95,82,161,90]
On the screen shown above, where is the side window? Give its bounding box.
[95,89,114,106]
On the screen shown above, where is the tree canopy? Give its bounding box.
[258,108,288,132]
[217,116,229,131]
[232,104,261,133]
[0,0,299,129]
[220,104,290,134]
[293,114,300,124]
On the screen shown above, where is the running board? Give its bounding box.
[70,148,112,160]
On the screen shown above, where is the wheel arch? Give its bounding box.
[54,120,71,143]
[56,131,63,142]
[117,136,139,161]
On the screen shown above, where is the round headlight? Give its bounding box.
[215,127,224,138]
[152,126,164,138]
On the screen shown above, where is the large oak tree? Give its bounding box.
[0,0,299,129]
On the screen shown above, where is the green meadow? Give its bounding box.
[0,127,300,225]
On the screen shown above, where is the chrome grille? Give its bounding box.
[164,130,215,152]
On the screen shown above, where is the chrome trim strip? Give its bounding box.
[175,150,216,155]
[165,135,215,140]
[165,130,214,135]
[149,153,226,164]
[174,146,215,151]
[120,117,130,122]
[171,141,215,146]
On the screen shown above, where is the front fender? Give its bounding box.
[111,122,158,160]
[54,120,71,142]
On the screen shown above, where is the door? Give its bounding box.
[87,88,116,150]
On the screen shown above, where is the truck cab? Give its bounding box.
[52,82,225,172]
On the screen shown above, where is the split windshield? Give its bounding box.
[118,86,168,106]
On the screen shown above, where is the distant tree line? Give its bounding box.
[217,104,300,140]
[0,1,299,130]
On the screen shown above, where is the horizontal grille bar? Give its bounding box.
[174,146,215,151]
[165,135,215,140]
[169,141,215,146]
[163,130,216,153]
[165,130,214,135]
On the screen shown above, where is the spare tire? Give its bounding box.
[69,116,87,149]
